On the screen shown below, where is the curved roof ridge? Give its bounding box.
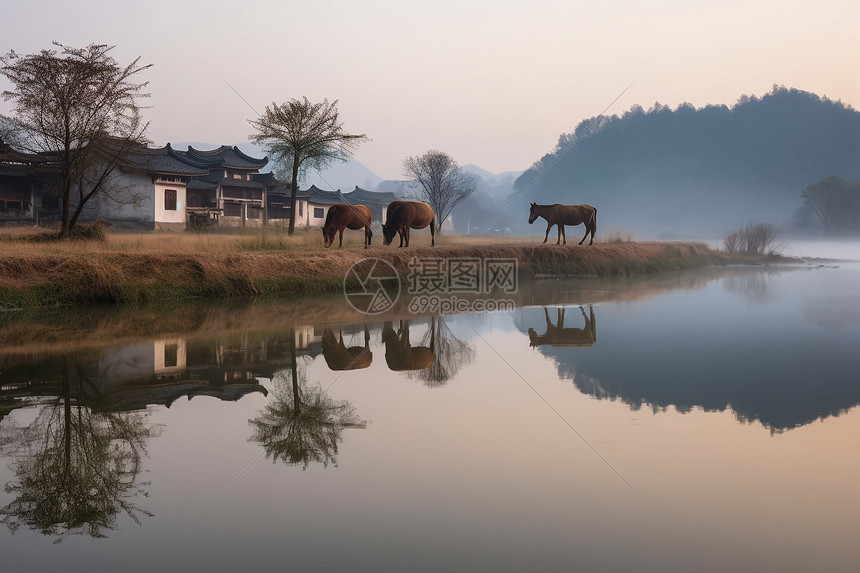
[231,145,268,164]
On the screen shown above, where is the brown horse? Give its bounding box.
[322,326,373,370]
[528,306,596,348]
[381,318,435,371]
[382,201,435,247]
[322,204,373,249]
[528,202,596,245]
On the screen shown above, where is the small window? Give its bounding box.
[314,207,324,219]
[164,189,177,211]
[164,343,178,368]
[224,202,241,217]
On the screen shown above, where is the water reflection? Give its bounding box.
[405,316,476,387]
[248,327,366,469]
[517,268,860,433]
[378,317,476,387]
[0,356,157,540]
[528,306,596,348]
[382,318,436,372]
[322,326,372,371]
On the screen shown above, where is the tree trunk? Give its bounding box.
[289,156,301,235]
[60,181,71,238]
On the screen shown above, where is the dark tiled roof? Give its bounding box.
[345,186,397,204]
[122,144,210,176]
[179,145,268,170]
[267,184,310,199]
[306,185,342,205]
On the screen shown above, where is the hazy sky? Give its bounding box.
[1,0,857,180]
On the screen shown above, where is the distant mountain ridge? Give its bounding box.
[509,85,860,237]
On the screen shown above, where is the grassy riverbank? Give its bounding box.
[0,228,768,309]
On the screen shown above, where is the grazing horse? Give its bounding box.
[322,204,373,249]
[382,201,435,247]
[381,318,435,371]
[322,326,373,371]
[528,202,596,245]
[528,306,596,348]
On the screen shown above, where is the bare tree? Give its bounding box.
[0,43,152,236]
[403,150,477,233]
[249,97,367,234]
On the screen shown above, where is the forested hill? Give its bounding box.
[511,86,860,237]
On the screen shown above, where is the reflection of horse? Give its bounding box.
[322,204,373,249]
[382,201,435,247]
[528,306,596,347]
[528,202,596,245]
[322,326,373,370]
[382,318,435,370]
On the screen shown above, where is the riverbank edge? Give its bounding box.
[0,242,781,309]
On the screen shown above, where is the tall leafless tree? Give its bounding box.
[0,42,152,236]
[249,97,367,234]
[403,150,476,233]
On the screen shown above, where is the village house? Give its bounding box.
[175,145,269,228]
[0,144,57,226]
[0,141,396,231]
[266,184,397,228]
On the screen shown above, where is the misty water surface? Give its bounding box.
[1,249,858,572]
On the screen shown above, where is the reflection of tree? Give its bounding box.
[0,356,156,539]
[248,329,365,469]
[407,316,475,387]
[722,271,778,305]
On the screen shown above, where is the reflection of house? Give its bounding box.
[0,332,323,416]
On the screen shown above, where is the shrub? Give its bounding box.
[723,223,779,255]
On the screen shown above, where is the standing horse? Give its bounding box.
[322,204,373,249]
[528,202,596,245]
[382,201,435,247]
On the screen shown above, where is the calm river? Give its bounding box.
[1,242,859,572]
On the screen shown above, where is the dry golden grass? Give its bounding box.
[0,225,771,309]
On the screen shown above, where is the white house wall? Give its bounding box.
[154,182,187,231]
[73,169,155,230]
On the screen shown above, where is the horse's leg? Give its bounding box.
[338,228,344,247]
[561,225,566,245]
[365,226,371,248]
[543,223,551,243]
[556,224,562,245]
[544,307,552,327]
[430,220,435,247]
[582,212,596,245]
